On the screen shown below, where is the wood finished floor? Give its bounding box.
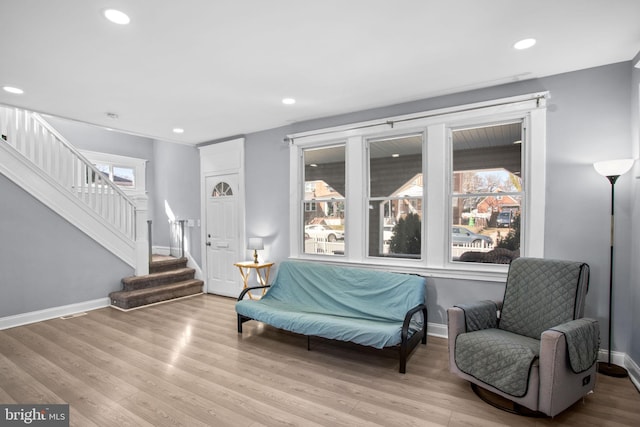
[1,294,638,426]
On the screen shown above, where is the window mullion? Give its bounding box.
[346,135,364,261]
[426,124,448,268]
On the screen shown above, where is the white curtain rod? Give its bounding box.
[285,93,547,144]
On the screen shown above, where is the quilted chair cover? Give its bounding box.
[447,257,599,417]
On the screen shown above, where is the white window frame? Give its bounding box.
[288,93,547,281]
[80,150,147,196]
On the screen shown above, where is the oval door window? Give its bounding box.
[212,181,233,197]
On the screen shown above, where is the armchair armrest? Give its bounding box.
[447,300,501,376]
[539,318,599,417]
[548,318,599,374]
[454,300,500,332]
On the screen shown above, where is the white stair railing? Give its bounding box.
[0,104,147,273]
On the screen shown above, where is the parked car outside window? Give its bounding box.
[304,224,344,242]
[496,211,514,228]
[452,226,493,246]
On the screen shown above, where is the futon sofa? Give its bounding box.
[236,260,427,373]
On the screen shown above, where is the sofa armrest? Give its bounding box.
[237,285,270,300]
[401,304,427,343]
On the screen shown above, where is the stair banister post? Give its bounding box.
[132,194,150,276]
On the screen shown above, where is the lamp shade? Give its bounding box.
[593,159,634,177]
[248,237,264,250]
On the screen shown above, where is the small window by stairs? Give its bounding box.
[109,255,203,310]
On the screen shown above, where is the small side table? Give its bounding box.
[234,261,274,299]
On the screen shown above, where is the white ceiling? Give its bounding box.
[1,1,639,145]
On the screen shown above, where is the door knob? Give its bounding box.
[206,242,211,246]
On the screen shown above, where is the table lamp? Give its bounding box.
[248,238,264,264]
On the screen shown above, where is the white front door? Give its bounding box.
[205,174,242,297]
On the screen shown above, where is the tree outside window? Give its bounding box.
[451,122,523,264]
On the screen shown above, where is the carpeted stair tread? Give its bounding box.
[109,279,203,310]
[122,267,196,291]
[149,256,188,273]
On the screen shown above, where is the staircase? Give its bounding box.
[0,104,148,274]
[109,255,203,310]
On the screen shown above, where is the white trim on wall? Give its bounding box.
[199,138,246,294]
[0,298,110,330]
[0,142,136,266]
[80,149,148,196]
[287,93,547,282]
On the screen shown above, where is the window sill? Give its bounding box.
[288,255,508,283]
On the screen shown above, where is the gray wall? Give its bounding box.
[152,139,202,265]
[0,174,133,317]
[1,61,636,363]
[244,62,637,357]
[0,116,204,319]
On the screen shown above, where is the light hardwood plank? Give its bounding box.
[1,294,638,426]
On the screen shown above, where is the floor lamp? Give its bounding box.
[593,158,634,378]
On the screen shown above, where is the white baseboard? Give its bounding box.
[152,245,171,256]
[624,354,640,392]
[597,349,627,369]
[0,297,110,330]
[427,322,448,339]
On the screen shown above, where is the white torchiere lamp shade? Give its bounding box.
[593,158,634,178]
[248,238,264,263]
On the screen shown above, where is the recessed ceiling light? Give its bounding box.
[103,9,130,25]
[282,98,296,105]
[309,163,318,167]
[172,128,185,134]
[2,86,24,94]
[513,38,536,50]
[391,153,400,158]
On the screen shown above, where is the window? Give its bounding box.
[450,122,523,264]
[368,134,424,258]
[212,181,233,197]
[88,163,135,188]
[302,145,345,256]
[81,150,146,195]
[289,93,546,279]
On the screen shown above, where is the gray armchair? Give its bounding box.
[448,257,599,417]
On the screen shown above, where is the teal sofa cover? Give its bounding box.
[236,260,427,373]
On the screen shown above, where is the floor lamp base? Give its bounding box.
[597,361,628,378]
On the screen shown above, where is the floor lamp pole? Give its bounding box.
[597,174,628,378]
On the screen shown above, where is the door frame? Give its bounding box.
[199,138,245,294]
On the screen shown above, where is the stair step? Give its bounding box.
[150,256,188,273]
[122,267,195,291]
[109,279,204,310]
